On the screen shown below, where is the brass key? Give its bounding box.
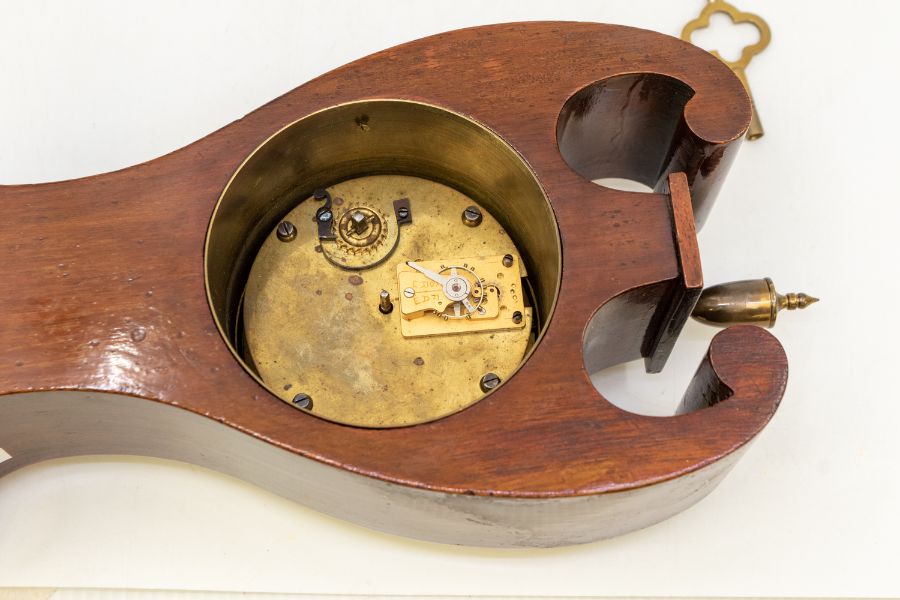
[682,0,771,140]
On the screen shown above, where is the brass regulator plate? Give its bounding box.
[242,175,533,428]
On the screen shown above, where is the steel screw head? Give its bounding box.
[292,393,313,409]
[462,205,483,227]
[318,210,333,222]
[403,287,415,298]
[276,221,297,242]
[479,372,501,392]
[512,311,523,324]
[349,210,368,234]
[502,254,514,268]
[397,206,410,220]
[313,188,327,201]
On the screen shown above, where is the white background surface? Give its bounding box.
[1,0,898,597]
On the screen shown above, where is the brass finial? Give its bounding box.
[691,278,818,328]
[779,291,819,311]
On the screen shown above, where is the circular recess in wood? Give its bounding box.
[205,100,561,427]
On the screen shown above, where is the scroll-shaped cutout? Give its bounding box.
[585,285,786,420]
[678,324,786,417]
[557,74,695,190]
[582,280,702,415]
[588,319,714,417]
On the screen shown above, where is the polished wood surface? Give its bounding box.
[0,22,786,544]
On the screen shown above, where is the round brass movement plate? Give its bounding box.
[243,174,533,428]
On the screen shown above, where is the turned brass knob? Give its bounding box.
[691,278,818,328]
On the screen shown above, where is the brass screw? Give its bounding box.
[276,221,297,242]
[378,289,394,314]
[462,206,483,227]
[479,372,501,392]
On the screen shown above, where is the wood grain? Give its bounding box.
[0,22,786,545]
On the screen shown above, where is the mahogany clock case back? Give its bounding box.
[0,22,787,547]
